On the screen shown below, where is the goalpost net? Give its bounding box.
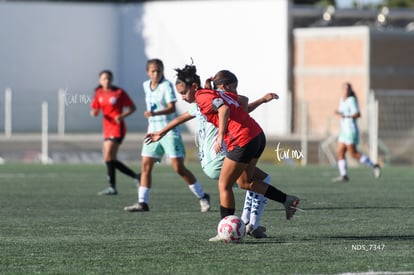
[369,89,414,166]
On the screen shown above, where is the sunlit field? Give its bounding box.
[1,164,413,274]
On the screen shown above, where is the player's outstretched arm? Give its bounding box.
[144,112,195,144]
[248,93,279,113]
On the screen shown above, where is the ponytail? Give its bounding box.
[205,77,214,89]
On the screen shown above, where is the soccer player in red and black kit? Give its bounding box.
[174,64,300,241]
[90,70,140,195]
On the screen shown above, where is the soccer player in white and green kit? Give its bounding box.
[124,59,210,212]
[333,82,381,182]
[144,71,298,238]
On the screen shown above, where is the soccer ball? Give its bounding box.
[217,215,245,243]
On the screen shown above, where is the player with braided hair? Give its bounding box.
[145,70,280,238]
[173,64,300,241]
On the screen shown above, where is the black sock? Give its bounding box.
[105,161,116,189]
[220,205,235,219]
[264,185,287,203]
[113,160,138,179]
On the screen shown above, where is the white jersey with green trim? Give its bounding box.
[188,103,226,168]
[143,78,179,137]
[339,96,359,133]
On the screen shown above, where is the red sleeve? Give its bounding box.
[91,91,100,109]
[121,90,135,107]
[195,89,222,114]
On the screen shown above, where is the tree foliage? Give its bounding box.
[294,0,336,6]
[294,0,414,8]
[384,0,414,7]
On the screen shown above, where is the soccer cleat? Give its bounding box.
[208,234,225,242]
[373,164,381,179]
[98,187,118,196]
[124,202,149,212]
[332,175,349,183]
[245,224,267,239]
[284,195,300,220]
[200,193,211,212]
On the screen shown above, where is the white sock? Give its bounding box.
[338,159,347,176]
[250,192,267,230]
[138,186,150,204]
[188,181,205,199]
[244,175,269,227]
[241,191,253,225]
[360,155,374,168]
[255,175,269,226]
[257,194,268,223]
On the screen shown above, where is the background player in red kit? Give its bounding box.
[90,70,140,195]
[174,64,300,241]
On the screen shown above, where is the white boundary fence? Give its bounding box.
[300,100,308,166]
[3,88,67,139]
[4,88,12,138]
[3,88,66,164]
[58,88,66,137]
[41,101,50,164]
[368,91,379,164]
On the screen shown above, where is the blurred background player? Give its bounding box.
[90,70,140,195]
[333,82,381,182]
[173,64,300,241]
[124,59,210,212]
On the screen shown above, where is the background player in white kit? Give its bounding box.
[124,59,210,212]
[333,82,381,182]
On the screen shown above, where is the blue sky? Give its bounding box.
[336,0,384,8]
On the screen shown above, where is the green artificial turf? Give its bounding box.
[0,163,413,274]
